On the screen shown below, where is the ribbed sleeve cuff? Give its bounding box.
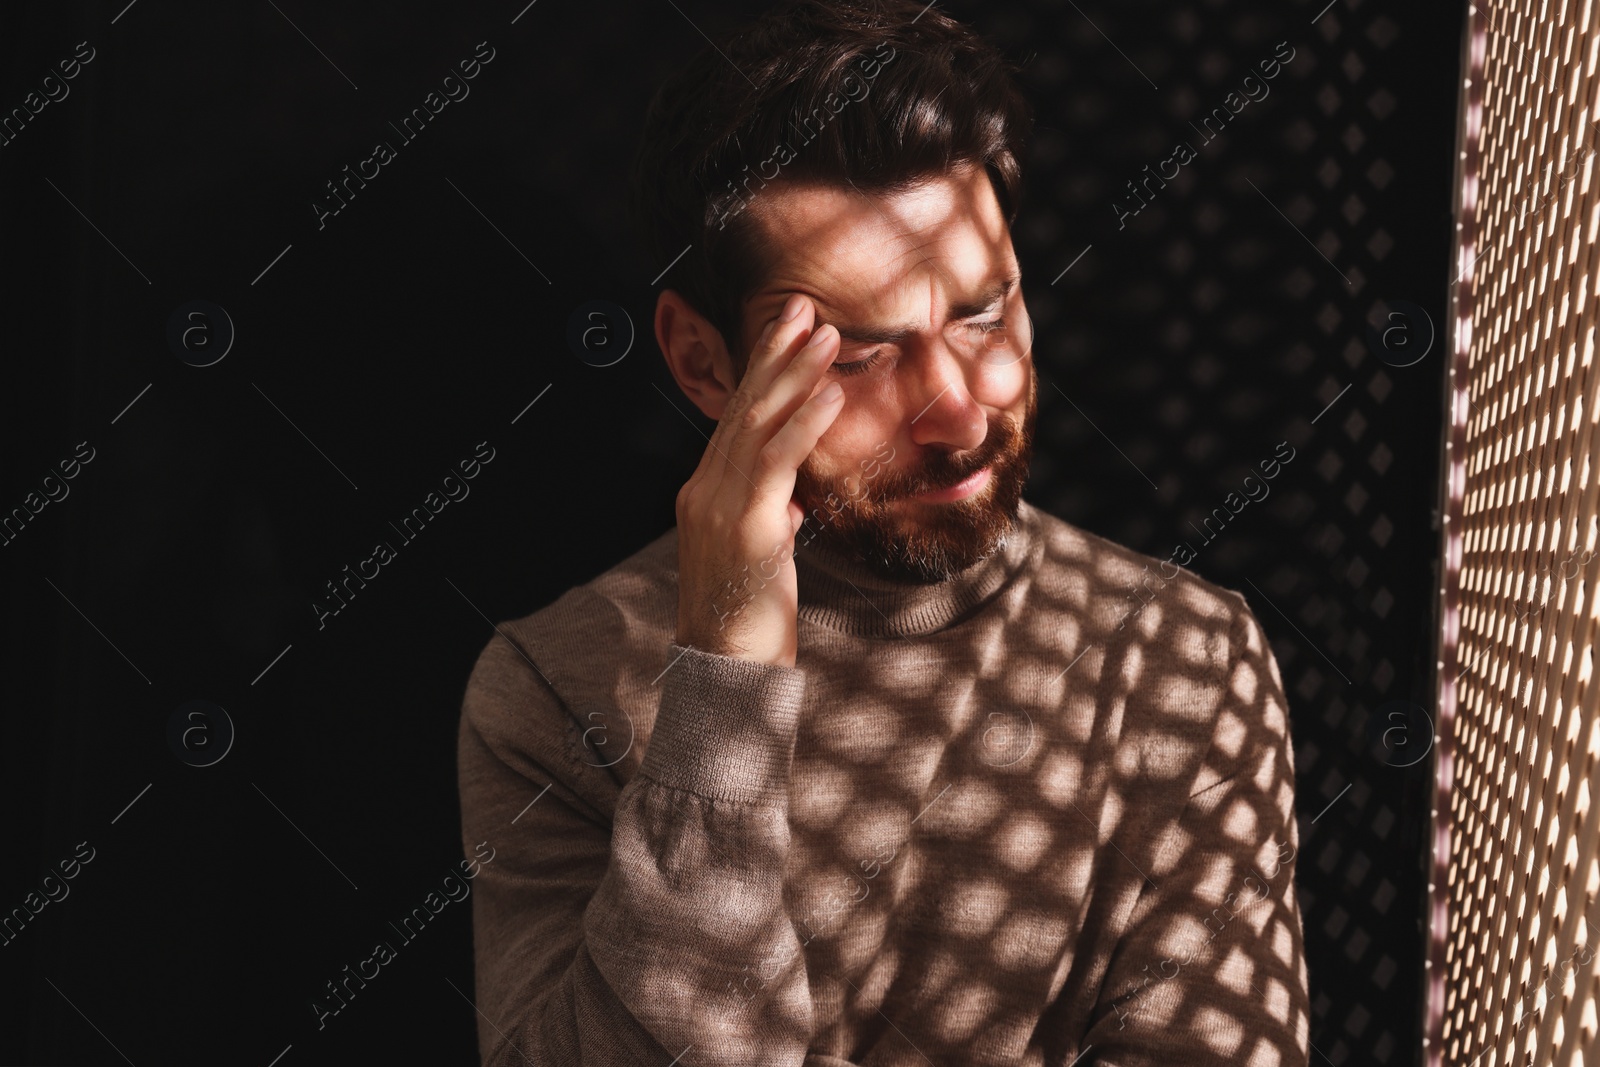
[637,642,808,806]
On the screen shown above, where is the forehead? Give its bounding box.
[744,163,1015,328]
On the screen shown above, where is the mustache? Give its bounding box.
[877,418,1016,500]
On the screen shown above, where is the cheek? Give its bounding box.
[970,354,1031,410]
[967,318,1032,411]
[815,395,898,473]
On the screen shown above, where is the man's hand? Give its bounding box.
[675,294,843,668]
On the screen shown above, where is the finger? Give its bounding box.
[739,294,820,400]
[759,323,845,427]
[685,315,803,493]
[721,324,841,478]
[747,380,846,513]
[706,296,820,470]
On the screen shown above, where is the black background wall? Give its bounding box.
[0,0,1459,1063]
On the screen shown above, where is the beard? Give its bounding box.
[791,364,1037,584]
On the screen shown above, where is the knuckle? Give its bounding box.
[732,515,767,553]
[676,480,702,517]
[754,442,787,475]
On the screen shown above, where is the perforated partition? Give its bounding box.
[1431,1,1600,1064]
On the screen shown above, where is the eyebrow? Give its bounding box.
[820,274,1020,346]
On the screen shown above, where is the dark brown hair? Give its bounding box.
[628,0,1034,365]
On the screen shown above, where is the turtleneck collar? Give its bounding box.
[793,499,1044,639]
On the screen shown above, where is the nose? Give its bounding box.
[906,339,989,453]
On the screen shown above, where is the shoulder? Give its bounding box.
[459,524,681,779]
[1019,499,1250,649]
[1017,501,1279,787]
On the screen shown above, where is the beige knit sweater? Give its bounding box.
[456,498,1311,1066]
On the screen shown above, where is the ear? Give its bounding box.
[656,289,741,421]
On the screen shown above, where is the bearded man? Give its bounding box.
[456,2,1311,1064]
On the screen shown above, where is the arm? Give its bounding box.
[458,634,816,1067]
[458,287,843,1063]
[1079,595,1312,1066]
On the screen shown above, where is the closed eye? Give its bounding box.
[831,351,884,376]
[830,316,1008,376]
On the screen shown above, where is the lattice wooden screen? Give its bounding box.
[1431,0,1600,1063]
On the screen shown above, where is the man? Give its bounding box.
[456,1,1312,1064]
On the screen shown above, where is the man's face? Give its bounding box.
[737,162,1037,584]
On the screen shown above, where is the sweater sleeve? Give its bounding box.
[458,635,817,1067]
[1079,596,1312,1066]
